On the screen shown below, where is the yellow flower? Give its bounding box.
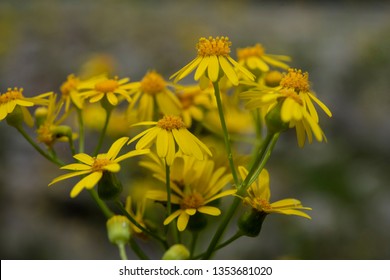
[240,68,332,147]
[0,87,51,125]
[127,70,182,121]
[128,115,212,165]
[170,36,255,85]
[175,84,216,127]
[125,195,148,236]
[239,166,311,219]
[237,43,291,72]
[48,137,149,198]
[60,74,84,111]
[78,75,132,106]
[145,155,235,231]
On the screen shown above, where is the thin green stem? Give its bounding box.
[129,238,149,260]
[165,162,180,244]
[93,108,112,156]
[203,132,280,259]
[190,231,199,259]
[88,189,114,219]
[118,243,128,260]
[212,81,240,186]
[76,108,85,153]
[16,126,63,166]
[115,200,169,249]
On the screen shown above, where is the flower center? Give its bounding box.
[36,124,54,145]
[280,89,303,106]
[140,71,166,95]
[280,68,310,93]
[157,115,186,131]
[254,198,272,211]
[181,192,205,209]
[95,79,119,93]
[237,43,265,60]
[197,36,231,57]
[91,157,112,171]
[60,74,79,97]
[0,88,24,105]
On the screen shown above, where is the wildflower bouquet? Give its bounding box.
[1,36,331,259]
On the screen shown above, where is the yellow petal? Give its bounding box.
[106,137,129,160]
[163,209,182,225]
[219,56,239,85]
[194,57,210,81]
[197,206,221,216]
[204,189,236,204]
[254,58,270,72]
[208,55,220,82]
[89,92,104,103]
[271,209,312,219]
[156,128,169,158]
[171,56,202,83]
[185,208,197,215]
[136,127,160,149]
[73,153,94,165]
[106,92,118,106]
[70,171,103,198]
[115,148,150,163]
[48,170,91,186]
[60,163,91,171]
[177,212,190,231]
[307,92,332,117]
[262,55,290,70]
[102,163,120,172]
[165,131,176,166]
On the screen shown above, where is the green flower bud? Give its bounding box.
[98,172,123,200]
[187,212,208,232]
[106,215,131,245]
[265,102,289,134]
[238,208,267,237]
[5,106,24,128]
[162,244,190,260]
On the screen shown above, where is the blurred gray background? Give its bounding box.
[1,0,389,259]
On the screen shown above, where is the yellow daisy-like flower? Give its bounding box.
[175,84,216,127]
[170,36,255,85]
[48,137,150,198]
[239,166,311,219]
[60,74,84,111]
[127,70,182,121]
[240,68,332,147]
[0,87,51,125]
[125,195,148,236]
[128,115,212,166]
[78,75,132,106]
[145,155,235,231]
[237,43,291,72]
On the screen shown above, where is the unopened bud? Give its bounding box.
[162,244,190,260]
[106,215,131,246]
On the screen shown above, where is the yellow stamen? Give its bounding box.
[280,68,310,93]
[197,36,231,57]
[60,74,79,97]
[181,192,205,209]
[140,71,166,95]
[157,115,186,130]
[237,43,265,60]
[95,79,119,93]
[255,198,272,211]
[92,157,112,171]
[0,87,24,104]
[36,124,54,145]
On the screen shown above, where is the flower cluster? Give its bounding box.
[1,35,332,260]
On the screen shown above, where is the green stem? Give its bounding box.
[88,189,114,219]
[165,162,180,244]
[93,108,112,156]
[76,108,85,153]
[212,81,240,186]
[190,231,199,259]
[16,126,63,166]
[118,243,128,260]
[115,200,169,249]
[203,132,280,259]
[129,238,149,260]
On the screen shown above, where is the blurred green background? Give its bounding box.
[1,0,389,259]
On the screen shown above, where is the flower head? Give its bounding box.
[128,115,212,165]
[239,166,311,219]
[237,43,291,73]
[144,155,235,231]
[60,74,84,111]
[49,137,149,198]
[240,68,332,147]
[0,87,51,126]
[127,70,182,121]
[78,75,132,106]
[170,36,255,86]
